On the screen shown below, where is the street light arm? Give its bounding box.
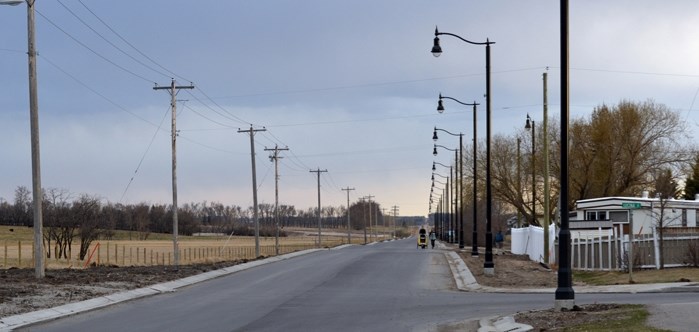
[435,28,495,46]
[433,161,451,169]
[432,172,449,180]
[439,94,479,107]
[434,144,457,152]
[434,127,463,138]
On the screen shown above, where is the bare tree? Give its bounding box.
[651,169,681,269]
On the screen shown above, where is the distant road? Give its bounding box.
[27,239,699,331]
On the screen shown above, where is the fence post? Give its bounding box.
[653,227,660,270]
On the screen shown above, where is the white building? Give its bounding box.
[575,192,699,236]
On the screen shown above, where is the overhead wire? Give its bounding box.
[119,105,171,203]
[77,0,192,83]
[56,0,171,80]
[35,9,155,84]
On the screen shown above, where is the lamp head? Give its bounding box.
[432,162,436,171]
[431,27,442,57]
[437,98,445,113]
[431,174,435,181]
[433,145,438,156]
[432,127,438,141]
[525,113,532,130]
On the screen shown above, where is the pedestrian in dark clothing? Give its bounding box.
[429,230,436,249]
[495,231,504,249]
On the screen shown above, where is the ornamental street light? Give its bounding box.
[433,144,459,244]
[434,127,465,250]
[431,178,452,243]
[525,114,536,228]
[432,26,496,274]
[432,162,450,240]
[1,0,44,278]
[438,95,480,256]
[556,0,575,310]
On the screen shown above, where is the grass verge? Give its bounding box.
[574,268,699,285]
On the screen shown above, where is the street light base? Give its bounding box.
[483,267,494,276]
[555,299,575,311]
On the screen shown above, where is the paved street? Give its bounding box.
[22,239,699,331]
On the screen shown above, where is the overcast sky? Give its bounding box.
[2,1,699,216]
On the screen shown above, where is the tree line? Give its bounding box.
[433,99,697,244]
[0,186,406,259]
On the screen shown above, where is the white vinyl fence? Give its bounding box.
[511,224,557,265]
[514,225,699,271]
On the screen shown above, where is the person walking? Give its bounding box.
[429,230,437,249]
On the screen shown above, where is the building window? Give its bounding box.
[682,209,687,227]
[586,211,607,221]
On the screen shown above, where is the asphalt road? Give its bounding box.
[26,239,699,331]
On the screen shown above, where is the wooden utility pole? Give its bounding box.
[543,71,551,264]
[239,126,267,257]
[310,168,328,247]
[341,187,355,243]
[153,79,194,268]
[265,145,288,255]
[392,205,399,239]
[365,195,375,242]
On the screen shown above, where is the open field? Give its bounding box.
[0,226,385,269]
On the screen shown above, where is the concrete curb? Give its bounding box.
[0,247,334,331]
[440,241,699,331]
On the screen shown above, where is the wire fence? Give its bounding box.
[1,236,348,269]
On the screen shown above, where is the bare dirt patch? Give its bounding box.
[0,260,247,317]
[458,249,559,288]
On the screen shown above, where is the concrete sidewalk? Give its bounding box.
[439,241,699,331]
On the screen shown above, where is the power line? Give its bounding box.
[35,9,155,84]
[56,0,171,80]
[119,105,171,203]
[77,0,192,83]
[39,54,158,127]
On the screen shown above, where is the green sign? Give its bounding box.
[621,202,642,209]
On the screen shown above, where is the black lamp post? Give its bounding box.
[432,27,495,274]
[438,95,480,256]
[432,178,450,242]
[434,127,465,250]
[525,114,536,226]
[434,144,459,244]
[556,0,575,310]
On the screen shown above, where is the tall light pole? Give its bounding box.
[434,143,458,244]
[525,114,536,228]
[433,127,465,249]
[556,0,575,310]
[517,138,522,228]
[1,0,43,278]
[438,96,479,256]
[433,27,496,274]
[432,161,451,241]
[239,126,266,257]
[432,177,449,242]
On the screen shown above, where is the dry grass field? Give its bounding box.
[0,226,374,269]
